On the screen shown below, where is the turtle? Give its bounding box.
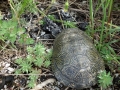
[51,28,105,89]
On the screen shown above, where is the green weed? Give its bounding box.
[63,0,69,12]
[98,70,113,89]
[0,19,34,49]
[0,19,21,44]
[0,0,53,88]
[15,43,52,88]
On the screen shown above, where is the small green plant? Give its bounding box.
[98,70,113,89]
[63,0,69,12]
[0,0,36,49]
[15,43,52,88]
[18,33,34,45]
[27,70,39,88]
[0,20,19,43]
[0,19,34,49]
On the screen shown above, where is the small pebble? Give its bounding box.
[5,63,10,68]
[7,67,15,73]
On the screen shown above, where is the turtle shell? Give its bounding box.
[51,28,105,89]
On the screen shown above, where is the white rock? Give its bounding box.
[5,63,10,68]
[7,67,15,73]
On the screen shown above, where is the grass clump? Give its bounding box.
[88,0,120,88]
[88,0,120,62]
[9,0,38,20]
[88,0,120,63]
